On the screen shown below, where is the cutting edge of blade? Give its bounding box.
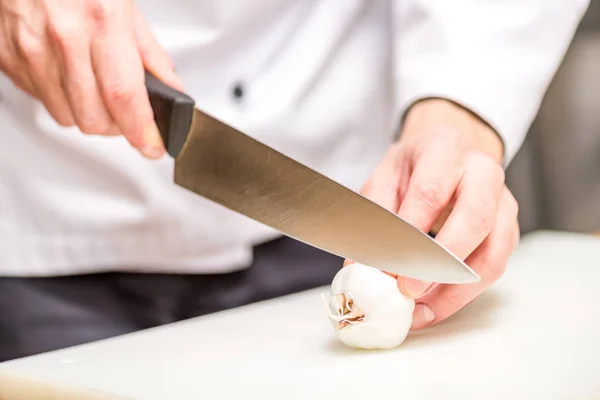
[277,223,481,285]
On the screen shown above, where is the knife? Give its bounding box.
[145,72,479,284]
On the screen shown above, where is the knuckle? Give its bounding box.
[16,30,44,63]
[87,0,118,26]
[469,152,505,182]
[47,22,81,52]
[440,127,463,144]
[415,181,446,211]
[466,150,489,165]
[106,81,138,104]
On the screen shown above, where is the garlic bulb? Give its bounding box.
[323,263,415,350]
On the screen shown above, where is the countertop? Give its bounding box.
[0,230,599,399]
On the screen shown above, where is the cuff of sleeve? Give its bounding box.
[396,73,543,169]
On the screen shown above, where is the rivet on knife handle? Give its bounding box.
[144,72,195,159]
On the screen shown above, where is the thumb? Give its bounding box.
[132,5,185,91]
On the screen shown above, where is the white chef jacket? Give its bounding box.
[0,0,588,277]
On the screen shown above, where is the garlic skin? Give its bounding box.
[323,263,415,350]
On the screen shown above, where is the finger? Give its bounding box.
[14,27,75,127]
[434,153,505,261]
[359,144,408,213]
[391,136,462,299]
[429,205,452,237]
[350,146,407,272]
[410,187,519,330]
[396,137,463,233]
[90,1,164,157]
[48,18,120,135]
[132,5,184,91]
[401,154,505,300]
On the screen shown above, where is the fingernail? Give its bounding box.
[140,146,165,159]
[400,277,432,298]
[140,123,165,159]
[412,303,436,329]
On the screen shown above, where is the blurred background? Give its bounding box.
[505,0,600,235]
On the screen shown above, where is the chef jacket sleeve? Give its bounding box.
[393,0,590,168]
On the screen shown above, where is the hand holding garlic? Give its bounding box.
[339,99,520,333]
[323,263,415,350]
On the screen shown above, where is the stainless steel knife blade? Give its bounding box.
[146,72,480,284]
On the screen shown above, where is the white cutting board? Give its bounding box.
[1,230,599,400]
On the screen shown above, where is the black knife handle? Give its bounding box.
[145,71,195,159]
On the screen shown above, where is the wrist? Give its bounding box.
[400,98,505,164]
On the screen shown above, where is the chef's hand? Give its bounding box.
[0,0,182,158]
[345,98,520,330]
